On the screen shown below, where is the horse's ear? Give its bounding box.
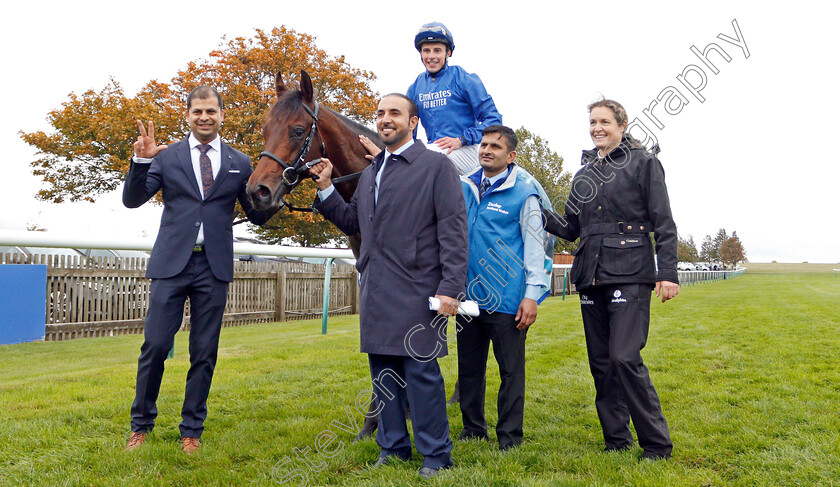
[300,70,314,104]
[275,71,285,99]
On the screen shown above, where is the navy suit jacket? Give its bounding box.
[123,138,273,282]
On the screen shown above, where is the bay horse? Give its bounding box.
[246,70,378,259]
[247,70,383,439]
[246,70,460,440]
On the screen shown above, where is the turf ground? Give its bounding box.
[1,267,838,486]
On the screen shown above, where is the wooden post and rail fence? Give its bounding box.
[0,252,358,341]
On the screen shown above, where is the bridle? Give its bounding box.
[259,101,325,193]
[252,100,364,215]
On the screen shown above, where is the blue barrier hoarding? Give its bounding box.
[0,265,47,344]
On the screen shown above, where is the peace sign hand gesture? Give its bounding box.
[133,120,168,159]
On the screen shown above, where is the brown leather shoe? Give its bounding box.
[126,432,147,451]
[181,437,201,454]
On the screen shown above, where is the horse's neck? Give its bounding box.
[316,111,371,201]
[320,111,372,177]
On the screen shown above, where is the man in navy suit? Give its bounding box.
[123,86,274,453]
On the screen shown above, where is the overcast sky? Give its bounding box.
[1,1,837,263]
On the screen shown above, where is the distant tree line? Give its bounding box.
[678,228,746,267]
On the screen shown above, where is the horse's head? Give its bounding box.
[247,70,324,211]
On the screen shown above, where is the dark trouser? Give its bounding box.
[368,354,453,469]
[579,283,672,455]
[456,310,527,450]
[131,251,228,439]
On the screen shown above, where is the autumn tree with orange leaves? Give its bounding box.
[719,232,747,267]
[20,26,378,246]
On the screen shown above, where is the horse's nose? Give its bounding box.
[248,184,274,210]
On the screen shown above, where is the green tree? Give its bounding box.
[678,234,699,262]
[712,228,728,262]
[512,127,574,253]
[20,26,379,246]
[700,234,715,263]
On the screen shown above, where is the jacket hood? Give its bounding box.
[581,135,658,165]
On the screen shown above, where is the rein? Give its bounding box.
[258,101,324,190]
[258,101,365,214]
[234,165,365,226]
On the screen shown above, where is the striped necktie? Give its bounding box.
[479,178,491,200]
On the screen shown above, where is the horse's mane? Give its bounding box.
[324,106,381,144]
[269,89,382,146]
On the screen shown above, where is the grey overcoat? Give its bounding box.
[315,141,468,358]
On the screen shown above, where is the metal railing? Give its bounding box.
[552,263,745,295]
[0,229,354,260]
[678,267,746,286]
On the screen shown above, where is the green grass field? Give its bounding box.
[1,269,839,486]
[742,262,840,274]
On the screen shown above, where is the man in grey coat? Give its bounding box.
[309,93,468,479]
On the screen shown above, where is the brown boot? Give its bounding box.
[181,437,201,454]
[126,432,147,451]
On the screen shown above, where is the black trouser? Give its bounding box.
[131,251,228,439]
[456,310,527,450]
[579,283,671,455]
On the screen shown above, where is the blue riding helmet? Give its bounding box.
[414,22,455,53]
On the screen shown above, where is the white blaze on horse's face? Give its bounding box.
[420,43,450,75]
[186,97,224,144]
[376,96,417,151]
[589,106,626,155]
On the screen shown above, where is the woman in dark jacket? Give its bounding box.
[543,99,679,460]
